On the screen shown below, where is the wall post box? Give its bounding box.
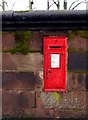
[44,36,67,92]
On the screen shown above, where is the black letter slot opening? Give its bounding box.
[49,46,62,48]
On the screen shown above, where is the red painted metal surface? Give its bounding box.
[44,36,67,92]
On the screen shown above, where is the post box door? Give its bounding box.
[44,37,67,92]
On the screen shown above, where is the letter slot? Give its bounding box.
[49,46,62,48]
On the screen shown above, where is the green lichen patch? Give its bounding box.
[11,31,32,55]
[78,30,88,39]
[51,92,61,102]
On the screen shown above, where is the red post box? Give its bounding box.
[44,36,67,92]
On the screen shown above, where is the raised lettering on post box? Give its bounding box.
[44,37,67,92]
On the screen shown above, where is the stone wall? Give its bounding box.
[1,31,88,118]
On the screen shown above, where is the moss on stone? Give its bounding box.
[67,30,76,41]
[51,92,61,102]
[68,30,88,41]
[78,30,88,39]
[68,48,87,53]
[11,31,32,55]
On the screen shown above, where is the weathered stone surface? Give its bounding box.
[24,108,53,118]
[2,72,37,89]
[0,72,2,89]
[2,53,17,70]
[68,35,87,51]
[0,53,2,71]
[68,52,86,71]
[2,90,35,109]
[86,74,88,91]
[2,108,53,118]
[2,53,43,71]
[58,92,86,109]
[2,108,87,118]
[67,73,86,91]
[87,92,88,116]
[34,71,43,88]
[36,90,45,108]
[0,107,2,118]
[2,32,15,50]
[43,31,67,36]
[54,109,87,118]
[0,90,2,107]
[0,34,2,51]
[0,90,2,118]
[29,32,43,51]
[38,91,86,109]
[2,108,24,118]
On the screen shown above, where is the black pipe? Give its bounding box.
[1,10,88,31]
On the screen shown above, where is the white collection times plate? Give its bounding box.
[51,54,60,68]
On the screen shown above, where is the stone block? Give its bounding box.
[0,90,2,118]
[29,32,43,51]
[0,53,2,70]
[86,74,88,91]
[2,53,17,70]
[54,109,87,118]
[2,108,24,118]
[67,73,86,91]
[2,90,35,109]
[2,72,37,89]
[24,108,53,118]
[36,90,45,108]
[68,52,86,71]
[2,32,15,50]
[58,91,86,110]
[0,34,2,52]
[2,53,43,71]
[68,35,87,51]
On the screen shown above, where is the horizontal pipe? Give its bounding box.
[1,10,88,31]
